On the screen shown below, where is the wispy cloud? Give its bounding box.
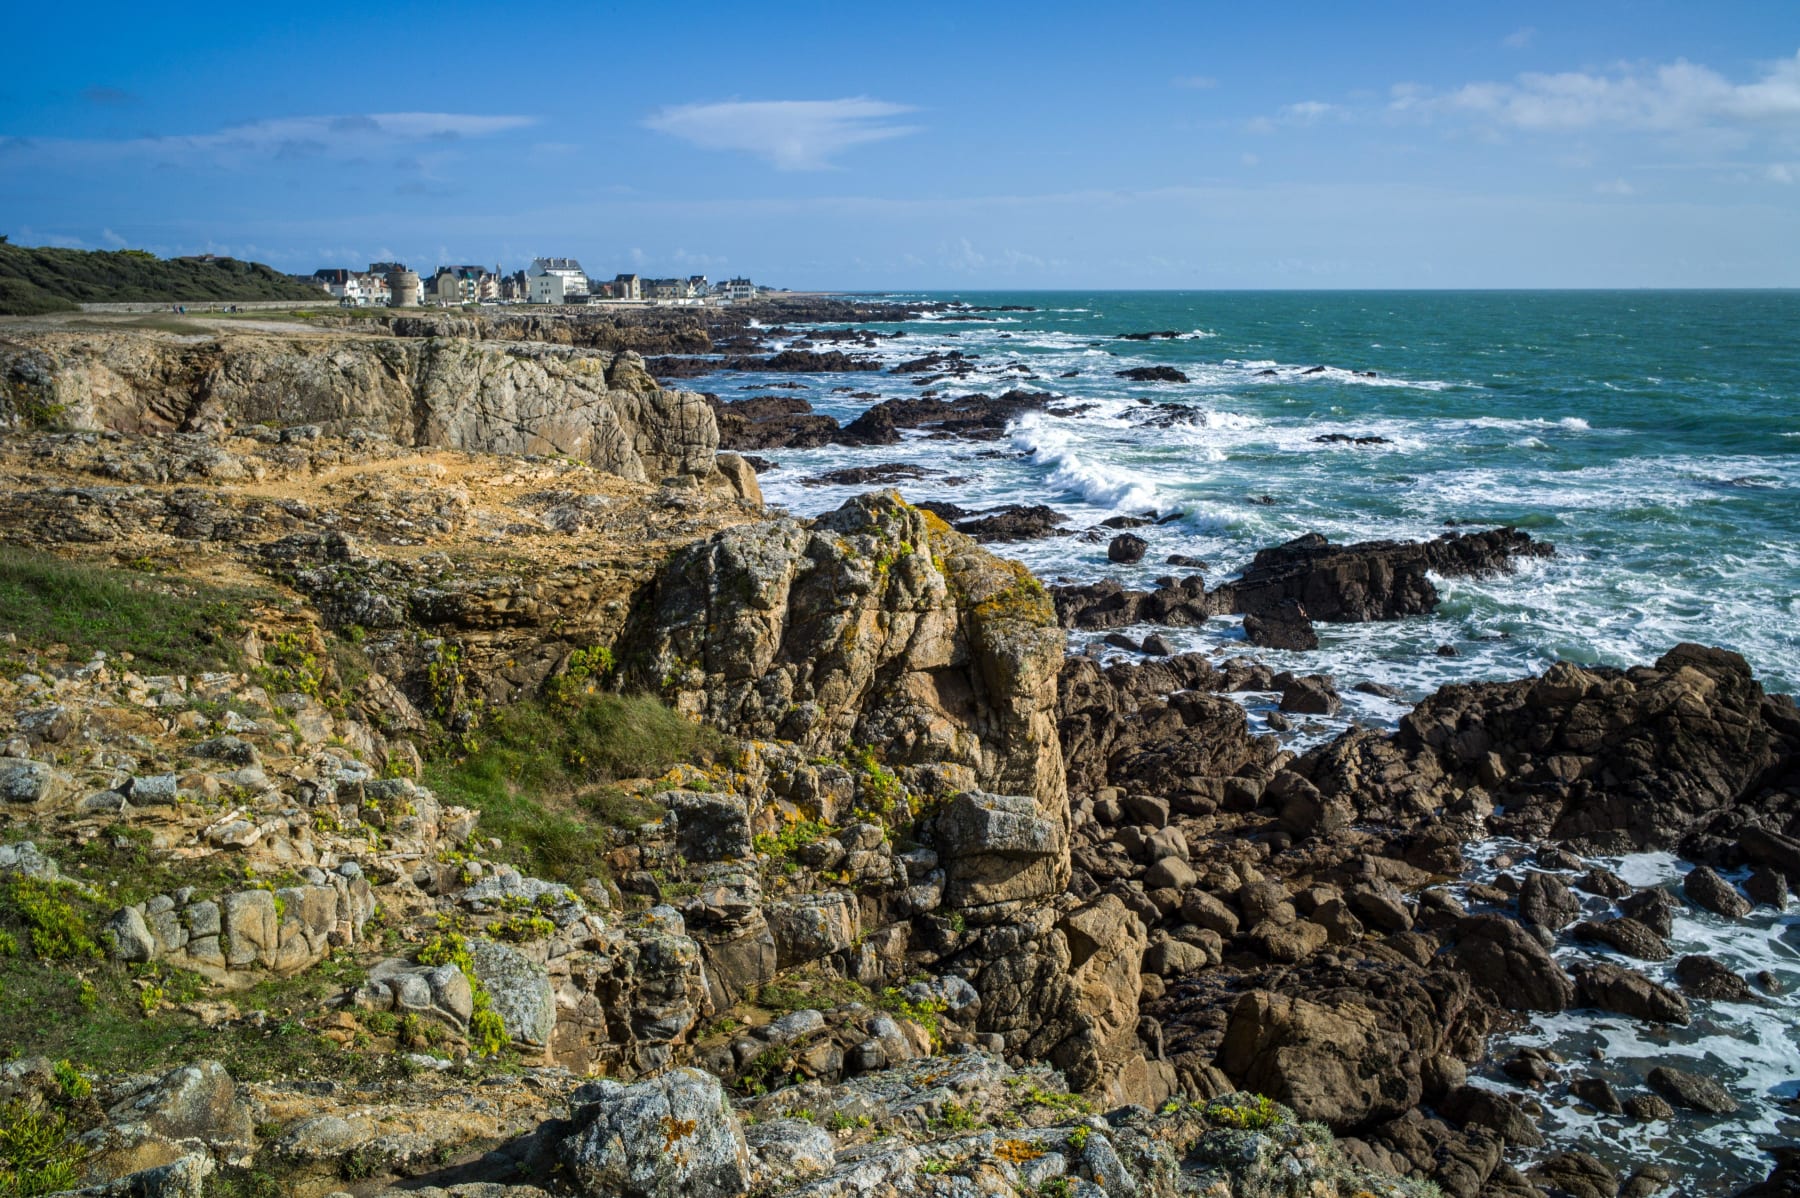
[1394,49,1800,131]
[82,85,136,106]
[1502,27,1537,51]
[1593,178,1635,196]
[1173,75,1219,90]
[643,97,918,169]
[1247,100,1343,133]
[1,112,536,167]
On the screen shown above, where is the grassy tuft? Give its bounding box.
[424,692,727,884]
[0,1100,87,1198]
[0,548,256,673]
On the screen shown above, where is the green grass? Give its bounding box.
[423,692,728,884]
[0,548,258,673]
[64,827,303,909]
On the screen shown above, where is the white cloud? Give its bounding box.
[1281,101,1340,124]
[1417,50,1800,131]
[1502,27,1537,50]
[1770,163,1796,184]
[1173,75,1219,90]
[1593,178,1635,195]
[1248,100,1343,133]
[0,112,536,166]
[644,97,918,170]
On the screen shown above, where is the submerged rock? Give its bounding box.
[1647,1065,1739,1115]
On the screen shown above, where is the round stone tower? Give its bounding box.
[387,268,421,308]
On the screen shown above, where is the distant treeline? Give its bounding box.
[0,240,322,314]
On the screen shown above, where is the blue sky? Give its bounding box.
[4,1,1798,288]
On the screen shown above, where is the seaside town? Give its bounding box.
[307,258,762,307]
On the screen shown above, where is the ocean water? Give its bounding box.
[695,291,1800,1189]
[705,290,1800,729]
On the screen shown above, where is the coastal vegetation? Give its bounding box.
[0,549,256,674]
[0,242,320,313]
[422,690,730,883]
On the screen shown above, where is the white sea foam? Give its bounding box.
[1013,414,1159,511]
[712,296,1800,713]
[1460,845,1800,1191]
[1462,415,1592,432]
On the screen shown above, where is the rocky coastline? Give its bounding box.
[0,312,1794,1198]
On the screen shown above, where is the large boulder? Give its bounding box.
[561,1068,750,1198]
[765,891,860,971]
[662,791,753,863]
[935,791,1069,917]
[1574,963,1691,1024]
[1218,989,1424,1130]
[1647,1066,1738,1115]
[465,937,555,1048]
[1443,915,1575,1011]
[1518,871,1582,933]
[86,1061,256,1179]
[1683,865,1753,919]
[0,758,57,805]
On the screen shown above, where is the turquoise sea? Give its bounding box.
[696,291,1800,1189]
[712,290,1800,710]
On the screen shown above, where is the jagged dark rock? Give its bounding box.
[1052,576,1215,630]
[1117,366,1189,383]
[947,503,1069,542]
[1244,600,1319,651]
[1222,528,1553,623]
[1107,533,1148,564]
[836,389,1054,445]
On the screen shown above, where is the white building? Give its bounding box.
[312,269,366,303]
[723,276,756,301]
[527,257,589,304]
[354,271,390,306]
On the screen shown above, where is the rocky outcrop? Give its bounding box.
[938,503,1069,543]
[1296,643,1800,856]
[1222,528,1553,622]
[707,395,840,451]
[0,329,719,482]
[1052,576,1216,631]
[1049,527,1549,646]
[1219,990,1425,1129]
[624,491,1066,810]
[1058,651,1279,797]
[104,865,375,983]
[837,390,1055,444]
